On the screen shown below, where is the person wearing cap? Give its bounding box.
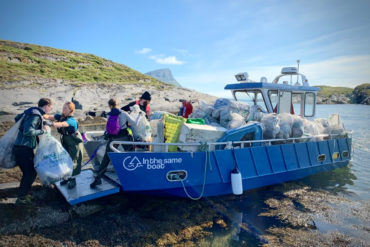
[121,91,151,118]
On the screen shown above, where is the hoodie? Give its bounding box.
[107,108,136,130]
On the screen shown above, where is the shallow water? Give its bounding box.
[202,104,370,246]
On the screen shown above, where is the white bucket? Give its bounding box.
[231,168,243,195]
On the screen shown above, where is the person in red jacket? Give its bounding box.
[178,100,193,118]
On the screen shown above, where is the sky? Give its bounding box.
[1,0,370,97]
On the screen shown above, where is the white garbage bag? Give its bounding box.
[291,115,304,138]
[229,101,250,119]
[34,133,73,185]
[0,116,24,169]
[314,118,330,134]
[276,113,294,139]
[248,105,265,122]
[328,114,346,135]
[190,101,214,119]
[261,114,280,139]
[227,113,246,129]
[213,98,230,109]
[130,105,152,142]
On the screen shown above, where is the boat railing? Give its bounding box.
[108,131,352,153]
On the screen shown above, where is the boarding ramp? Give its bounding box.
[56,131,121,205]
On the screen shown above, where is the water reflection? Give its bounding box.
[299,164,357,195]
[203,164,358,246]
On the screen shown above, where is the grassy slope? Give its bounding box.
[0,39,164,86]
[314,85,353,98]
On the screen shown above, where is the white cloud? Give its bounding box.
[136,48,152,54]
[150,55,185,65]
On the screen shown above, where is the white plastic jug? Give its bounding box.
[231,168,243,195]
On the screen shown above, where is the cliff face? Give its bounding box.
[145,68,181,87]
[352,83,370,105]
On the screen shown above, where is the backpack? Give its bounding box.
[106,114,121,135]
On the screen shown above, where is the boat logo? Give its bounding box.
[122,156,143,171]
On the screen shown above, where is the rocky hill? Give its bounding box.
[146,68,181,87]
[0,40,217,120]
[352,83,370,105]
[316,85,353,104]
[316,85,370,105]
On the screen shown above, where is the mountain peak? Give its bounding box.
[146,68,181,87]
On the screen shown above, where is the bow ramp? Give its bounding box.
[55,169,120,205]
[55,139,120,205]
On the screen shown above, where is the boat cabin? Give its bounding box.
[225,67,320,118]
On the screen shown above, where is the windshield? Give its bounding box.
[234,90,267,112]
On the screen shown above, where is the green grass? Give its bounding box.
[0,39,164,87]
[315,85,353,97]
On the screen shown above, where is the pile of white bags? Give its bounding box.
[130,105,152,142]
[190,101,214,120]
[190,98,250,129]
[0,117,23,169]
[34,133,73,185]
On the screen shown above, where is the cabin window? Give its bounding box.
[279,91,292,113]
[304,93,315,117]
[234,90,267,112]
[292,93,304,116]
[268,90,278,112]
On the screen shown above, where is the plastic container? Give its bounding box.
[186,118,205,125]
[164,114,186,152]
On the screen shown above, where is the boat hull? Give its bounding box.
[108,138,352,198]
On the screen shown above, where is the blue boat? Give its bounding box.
[56,67,352,205]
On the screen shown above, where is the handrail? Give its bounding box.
[108,131,352,153]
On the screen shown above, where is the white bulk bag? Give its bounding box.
[34,133,73,185]
[0,116,24,169]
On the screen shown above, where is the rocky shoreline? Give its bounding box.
[0,79,217,122]
[0,167,368,246]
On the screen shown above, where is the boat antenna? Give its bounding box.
[297,59,300,84]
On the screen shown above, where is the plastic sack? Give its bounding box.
[227,113,246,129]
[302,118,321,139]
[217,106,229,128]
[314,118,330,134]
[229,101,250,119]
[213,98,230,109]
[0,116,23,169]
[276,113,294,139]
[150,111,167,121]
[261,114,280,139]
[248,105,265,122]
[291,115,304,138]
[328,114,346,135]
[190,101,214,119]
[130,105,152,142]
[34,133,73,185]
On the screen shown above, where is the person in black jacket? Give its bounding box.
[13,98,53,205]
[121,91,151,118]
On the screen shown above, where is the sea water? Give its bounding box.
[205,104,370,246]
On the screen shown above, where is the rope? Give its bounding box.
[180,150,209,200]
[81,142,105,168]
